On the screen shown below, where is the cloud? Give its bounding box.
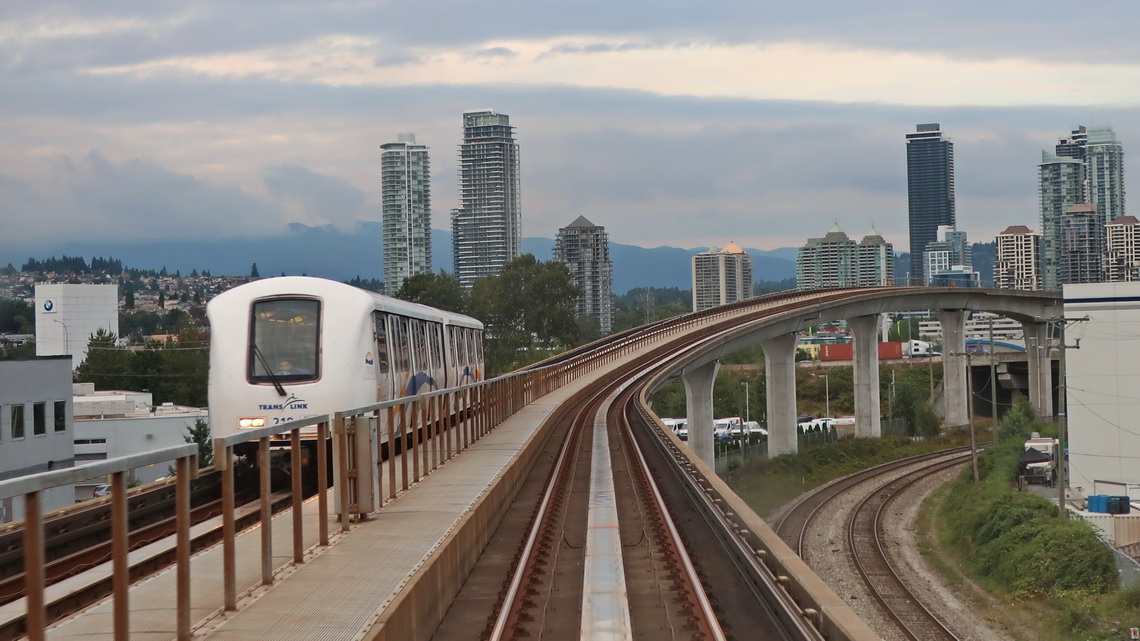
[471,46,518,59]
[0,151,286,246]
[262,164,369,230]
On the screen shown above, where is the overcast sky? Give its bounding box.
[3,1,1140,260]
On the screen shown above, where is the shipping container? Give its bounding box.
[819,341,905,362]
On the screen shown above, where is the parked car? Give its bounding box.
[92,484,111,498]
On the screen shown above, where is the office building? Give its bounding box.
[553,216,613,335]
[381,133,432,294]
[1064,282,1140,499]
[906,124,956,283]
[692,243,753,311]
[451,110,521,289]
[1104,216,1140,282]
[994,225,1042,290]
[35,283,119,368]
[0,357,74,522]
[1057,204,1105,285]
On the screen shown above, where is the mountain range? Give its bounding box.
[7,223,799,293]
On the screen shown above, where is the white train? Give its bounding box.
[207,276,484,440]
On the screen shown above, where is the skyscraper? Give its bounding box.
[451,109,521,289]
[995,225,1042,291]
[922,225,972,285]
[1040,125,1125,288]
[906,124,956,283]
[856,228,895,287]
[692,243,753,311]
[553,216,613,335]
[1057,204,1105,285]
[380,133,431,293]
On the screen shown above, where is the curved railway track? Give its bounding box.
[847,456,970,641]
[775,448,973,640]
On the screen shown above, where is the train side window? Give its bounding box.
[449,327,460,368]
[249,298,320,383]
[373,313,389,374]
[430,324,444,371]
[412,320,428,373]
[474,330,484,364]
[391,316,410,372]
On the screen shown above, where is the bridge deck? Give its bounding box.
[45,346,657,641]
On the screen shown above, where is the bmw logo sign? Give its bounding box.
[43,300,54,311]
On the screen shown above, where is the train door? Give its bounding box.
[372,312,391,402]
[388,315,410,398]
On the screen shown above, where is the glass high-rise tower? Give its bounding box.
[553,216,613,335]
[906,124,956,283]
[381,133,431,294]
[451,109,521,289]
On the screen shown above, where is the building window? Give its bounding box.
[11,404,25,440]
[33,402,46,436]
[54,401,66,432]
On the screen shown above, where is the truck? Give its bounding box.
[904,339,934,357]
[1020,433,1059,485]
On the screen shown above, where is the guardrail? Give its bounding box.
[0,444,198,641]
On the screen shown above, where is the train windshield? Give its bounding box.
[249,298,320,384]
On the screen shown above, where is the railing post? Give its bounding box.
[291,427,304,564]
[386,407,397,500]
[399,403,409,491]
[317,421,329,546]
[443,392,453,461]
[410,399,421,483]
[176,454,197,641]
[259,436,274,579]
[111,470,129,641]
[24,491,45,641]
[220,443,237,609]
[373,411,384,509]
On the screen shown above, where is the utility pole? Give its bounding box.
[966,352,979,482]
[990,318,997,434]
[1040,315,1087,518]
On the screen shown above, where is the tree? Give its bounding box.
[395,271,468,314]
[124,290,135,309]
[184,418,213,469]
[250,263,260,278]
[469,255,580,374]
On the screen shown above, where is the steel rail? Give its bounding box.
[847,455,971,641]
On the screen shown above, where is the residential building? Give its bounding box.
[35,283,119,368]
[1104,215,1140,282]
[994,225,1042,290]
[1057,204,1105,285]
[692,243,753,311]
[856,227,895,286]
[0,357,75,522]
[1039,151,1086,290]
[381,133,432,293]
[922,225,972,285]
[1040,125,1126,289]
[906,124,956,283]
[553,216,613,335]
[796,224,893,289]
[451,110,521,289]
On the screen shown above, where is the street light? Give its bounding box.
[52,318,69,355]
[740,380,750,424]
[819,374,830,419]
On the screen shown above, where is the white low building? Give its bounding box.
[72,383,208,497]
[0,357,75,522]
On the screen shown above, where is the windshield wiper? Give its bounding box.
[252,344,287,397]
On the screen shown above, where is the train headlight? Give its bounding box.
[238,417,266,428]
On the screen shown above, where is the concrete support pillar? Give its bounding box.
[1023,321,1054,419]
[848,315,882,438]
[938,309,968,428]
[683,360,720,467]
[762,333,799,456]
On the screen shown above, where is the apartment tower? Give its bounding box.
[906,124,956,283]
[1057,204,1106,285]
[451,110,521,289]
[692,243,753,312]
[994,225,1042,290]
[1104,215,1140,282]
[380,133,432,293]
[553,216,613,335]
